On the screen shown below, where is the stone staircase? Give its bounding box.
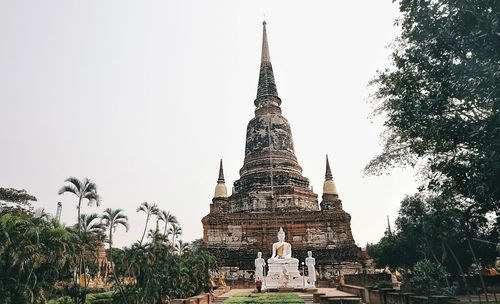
[299,293,314,303]
[212,295,230,303]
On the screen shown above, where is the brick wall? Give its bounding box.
[344,273,391,287]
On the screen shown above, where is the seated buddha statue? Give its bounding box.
[268,227,299,263]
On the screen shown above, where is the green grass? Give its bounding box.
[223,293,304,304]
[47,291,114,304]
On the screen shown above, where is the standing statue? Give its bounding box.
[254,252,266,281]
[305,251,316,287]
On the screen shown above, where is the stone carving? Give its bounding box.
[305,251,316,288]
[306,227,327,245]
[254,252,265,281]
[326,227,334,242]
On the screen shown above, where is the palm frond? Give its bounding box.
[115,219,130,232]
[64,176,82,192]
[151,204,159,214]
[82,178,97,192]
[84,192,101,207]
[57,185,78,196]
[137,202,150,213]
[78,213,104,233]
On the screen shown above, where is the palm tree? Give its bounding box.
[77,213,104,234]
[158,210,178,238]
[58,177,100,232]
[58,177,100,304]
[175,240,190,255]
[101,208,129,257]
[137,202,158,245]
[168,224,182,247]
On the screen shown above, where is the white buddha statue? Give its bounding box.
[268,227,299,263]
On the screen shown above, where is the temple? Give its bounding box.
[202,22,362,280]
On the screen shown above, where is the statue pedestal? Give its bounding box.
[265,259,303,289]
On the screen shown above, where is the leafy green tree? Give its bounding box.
[366,0,500,215]
[369,192,498,294]
[190,238,208,253]
[368,232,420,269]
[402,260,449,296]
[0,187,37,206]
[111,229,216,302]
[0,209,100,303]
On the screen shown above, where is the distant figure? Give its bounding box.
[218,274,227,287]
[451,281,460,296]
[255,279,263,292]
[305,251,316,287]
[254,251,266,281]
[339,274,345,286]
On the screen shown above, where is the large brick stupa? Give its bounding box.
[202,22,362,279]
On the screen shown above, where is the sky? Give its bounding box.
[0,0,419,248]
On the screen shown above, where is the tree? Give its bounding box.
[169,224,182,247]
[176,240,190,256]
[368,231,420,269]
[158,210,178,238]
[114,240,216,302]
[190,239,208,253]
[402,260,450,296]
[366,0,500,215]
[0,187,37,206]
[369,191,499,298]
[78,213,104,234]
[0,209,92,303]
[57,177,101,304]
[137,202,158,245]
[101,208,129,262]
[58,177,100,232]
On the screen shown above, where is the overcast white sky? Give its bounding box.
[0,0,419,248]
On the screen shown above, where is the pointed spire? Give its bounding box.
[255,21,281,108]
[261,21,271,63]
[218,159,225,183]
[323,154,338,195]
[214,159,228,198]
[325,154,333,180]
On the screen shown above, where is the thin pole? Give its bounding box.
[268,115,274,199]
[468,239,489,302]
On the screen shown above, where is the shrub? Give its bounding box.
[402,260,449,296]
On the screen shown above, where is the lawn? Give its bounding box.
[223,293,304,304]
[47,291,114,304]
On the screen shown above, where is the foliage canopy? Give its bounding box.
[366,0,500,214]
